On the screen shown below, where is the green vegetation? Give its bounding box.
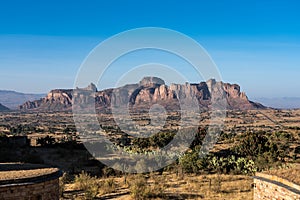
[177,129,293,176]
[233,131,291,170]
[179,150,257,175]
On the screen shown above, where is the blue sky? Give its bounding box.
[0,0,300,98]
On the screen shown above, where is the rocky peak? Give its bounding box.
[76,83,97,92]
[139,77,165,87]
[85,83,97,92]
[206,78,217,92]
[223,83,247,100]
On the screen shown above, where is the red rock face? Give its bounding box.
[19,78,265,111]
[19,89,73,110]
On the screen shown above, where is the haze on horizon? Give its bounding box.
[1,0,300,100]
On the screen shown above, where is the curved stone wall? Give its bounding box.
[254,172,300,200]
[0,164,61,200]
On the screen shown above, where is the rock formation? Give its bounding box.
[19,77,265,111]
[19,89,73,111]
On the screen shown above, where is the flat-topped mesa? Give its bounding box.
[19,77,265,111]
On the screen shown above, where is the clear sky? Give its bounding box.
[0,0,300,98]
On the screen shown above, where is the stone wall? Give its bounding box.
[254,172,300,200]
[0,170,61,200]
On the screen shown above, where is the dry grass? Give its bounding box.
[63,173,253,200]
[64,173,120,200]
[265,164,300,185]
[165,173,253,200]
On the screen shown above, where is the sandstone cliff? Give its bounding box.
[19,89,73,111]
[19,77,265,111]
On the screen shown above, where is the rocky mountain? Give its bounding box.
[19,89,73,111]
[19,77,265,111]
[0,90,45,109]
[0,103,10,112]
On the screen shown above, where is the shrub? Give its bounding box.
[85,183,100,199]
[129,174,150,200]
[59,172,68,197]
[179,150,257,175]
[232,131,292,171]
[235,157,257,175]
[36,135,56,147]
[211,174,222,193]
[102,166,116,177]
[179,150,202,173]
[128,174,166,199]
[233,131,269,158]
[295,146,300,154]
[233,131,290,162]
[98,178,117,195]
[208,156,257,175]
[148,174,166,198]
[74,171,99,199]
[132,131,175,150]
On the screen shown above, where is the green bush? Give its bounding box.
[179,150,202,173]
[232,131,291,171]
[179,151,257,175]
[233,131,290,161]
[233,131,269,158]
[208,156,257,175]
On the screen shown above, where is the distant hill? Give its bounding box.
[253,97,300,109]
[19,77,265,111]
[0,103,9,111]
[0,90,45,109]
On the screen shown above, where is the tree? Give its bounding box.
[36,135,56,146]
[233,131,269,158]
[233,131,290,166]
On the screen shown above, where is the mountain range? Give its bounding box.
[0,90,45,109]
[0,103,10,111]
[19,77,264,112]
[252,97,300,109]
